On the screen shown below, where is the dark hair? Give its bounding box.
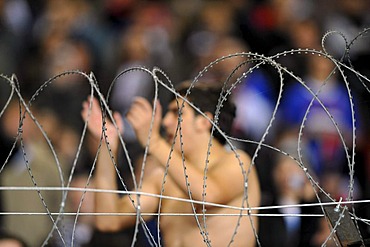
[173,81,236,145]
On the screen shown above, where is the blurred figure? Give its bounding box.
[81,81,261,247]
[259,131,321,247]
[276,53,365,245]
[0,0,32,76]
[309,216,337,247]
[270,18,323,78]
[68,173,95,246]
[189,35,276,142]
[51,173,95,247]
[322,0,370,59]
[0,99,67,247]
[0,0,368,246]
[278,54,359,200]
[35,34,96,166]
[29,0,110,92]
[109,3,176,164]
[185,0,239,76]
[110,23,155,150]
[0,76,15,169]
[190,35,277,197]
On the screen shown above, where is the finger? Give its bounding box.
[153,100,162,127]
[127,98,152,122]
[132,97,153,112]
[126,109,140,127]
[127,104,146,123]
[113,112,124,134]
[92,97,104,117]
[127,111,146,130]
[81,101,89,121]
[154,99,162,117]
[81,97,97,121]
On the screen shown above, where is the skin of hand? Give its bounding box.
[80,95,261,246]
[81,96,137,231]
[126,97,162,149]
[81,96,124,153]
[126,96,256,206]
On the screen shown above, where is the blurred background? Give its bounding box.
[0,0,369,246]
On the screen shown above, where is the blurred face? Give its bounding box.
[162,99,200,152]
[273,157,306,197]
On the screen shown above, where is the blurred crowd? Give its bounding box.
[0,0,369,246]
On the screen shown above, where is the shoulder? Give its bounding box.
[222,147,252,168]
[221,147,259,184]
[141,155,165,184]
[210,147,252,177]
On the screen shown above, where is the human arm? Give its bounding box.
[81,97,161,231]
[150,139,257,205]
[126,97,259,204]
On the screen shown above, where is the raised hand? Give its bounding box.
[126,97,162,149]
[81,96,123,151]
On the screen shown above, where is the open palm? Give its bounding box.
[81,96,123,151]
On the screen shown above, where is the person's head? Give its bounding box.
[272,130,315,202]
[163,81,236,148]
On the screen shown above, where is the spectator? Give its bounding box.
[81,81,261,246]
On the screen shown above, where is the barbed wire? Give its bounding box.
[1,28,370,246]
